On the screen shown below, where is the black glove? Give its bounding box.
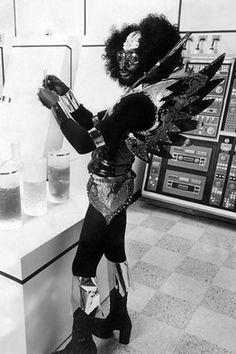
[43,75,69,95]
[37,88,59,109]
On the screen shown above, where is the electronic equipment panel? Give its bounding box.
[143,55,236,221]
[144,138,215,200]
[222,152,236,210]
[183,57,234,138]
[145,156,162,192]
[143,136,236,211]
[162,170,206,200]
[223,73,236,132]
[168,145,212,172]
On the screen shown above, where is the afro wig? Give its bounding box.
[103,14,183,86]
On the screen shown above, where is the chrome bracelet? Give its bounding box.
[51,98,71,126]
[60,89,80,113]
[88,127,105,148]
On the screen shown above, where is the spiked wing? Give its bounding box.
[126,53,225,162]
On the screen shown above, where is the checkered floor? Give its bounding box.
[94,198,236,354]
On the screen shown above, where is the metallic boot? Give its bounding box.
[92,261,133,344]
[52,277,100,354]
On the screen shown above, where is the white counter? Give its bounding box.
[0,157,109,354]
[0,187,88,280]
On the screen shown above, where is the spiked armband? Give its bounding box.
[88,127,105,148]
[51,98,71,126]
[60,89,80,113]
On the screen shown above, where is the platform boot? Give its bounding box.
[92,261,133,344]
[52,276,100,354]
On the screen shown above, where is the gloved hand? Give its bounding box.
[43,75,69,95]
[37,88,59,109]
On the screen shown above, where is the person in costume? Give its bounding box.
[38,13,224,354]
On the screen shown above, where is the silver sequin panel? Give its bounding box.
[87,172,134,224]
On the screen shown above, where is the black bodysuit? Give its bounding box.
[59,92,156,277]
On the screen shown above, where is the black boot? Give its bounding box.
[52,307,97,353]
[92,288,132,344]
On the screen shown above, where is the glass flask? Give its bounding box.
[47,149,70,203]
[0,163,22,229]
[23,157,47,216]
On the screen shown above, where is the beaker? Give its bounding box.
[23,157,47,216]
[47,150,70,203]
[0,164,22,229]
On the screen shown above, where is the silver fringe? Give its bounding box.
[109,261,134,297]
[71,276,100,315]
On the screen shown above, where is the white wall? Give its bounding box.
[14,0,84,37]
[0,0,15,36]
[180,0,236,31]
[85,0,180,43]
[0,0,15,91]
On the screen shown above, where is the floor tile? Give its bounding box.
[128,256,139,269]
[174,332,234,354]
[126,222,137,235]
[156,234,194,255]
[96,337,137,354]
[208,222,236,238]
[160,272,208,305]
[186,306,236,352]
[127,281,156,313]
[129,198,156,214]
[142,291,196,329]
[223,251,236,270]
[125,239,152,261]
[189,242,229,266]
[127,225,165,246]
[57,199,236,354]
[131,261,171,290]
[141,246,185,271]
[212,267,236,293]
[140,215,176,232]
[167,222,204,242]
[130,313,163,342]
[131,314,182,354]
[127,210,149,225]
[150,207,183,222]
[179,214,213,229]
[176,256,218,283]
[199,230,236,250]
[202,285,236,320]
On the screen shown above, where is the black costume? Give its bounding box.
[38,13,224,354]
[43,84,157,354]
[54,91,155,278]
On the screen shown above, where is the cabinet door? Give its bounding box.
[0,41,71,162]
